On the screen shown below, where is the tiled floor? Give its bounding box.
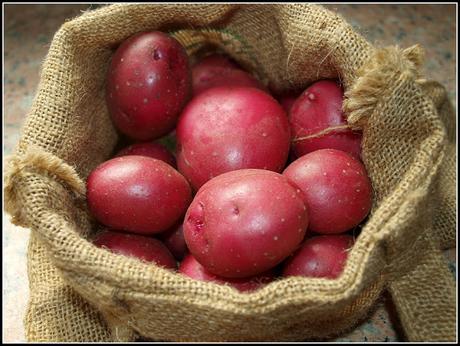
[3,4,456,342]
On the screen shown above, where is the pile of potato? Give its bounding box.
[87,31,372,292]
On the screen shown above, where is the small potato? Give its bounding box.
[115,141,176,168]
[289,80,362,160]
[283,149,372,234]
[158,221,188,261]
[87,156,192,235]
[282,235,354,279]
[106,31,191,140]
[183,169,309,278]
[179,254,275,292]
[93,229,177,270]
[177,87,291,190]
[192,54,265,96]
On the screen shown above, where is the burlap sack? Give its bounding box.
[4,4,456,342]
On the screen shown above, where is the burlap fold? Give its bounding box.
[4,4,456,342]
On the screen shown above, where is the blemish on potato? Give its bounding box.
[153,48,162,60]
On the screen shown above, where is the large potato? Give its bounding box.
[183,169,309,278]
[176,87,290,190]
[106,31,191,140]
[86,156,192,235]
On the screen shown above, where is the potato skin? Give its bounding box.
[179,254,275,292]
[106,31,191,140]
[289,80,362,160]
[183,169,309,278]
[86,156,192,235]
[282,235,354,279]
[176,87,291,190]
[93,229,177,270]
[283,149,372,234]
[115,141,176,168]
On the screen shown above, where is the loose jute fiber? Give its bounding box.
[4,4,456,342]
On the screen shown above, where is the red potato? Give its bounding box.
[115,141,176,168]
[289,80,362,160]
[192,55,265,97]
[177,87,291,190]
[106,31,191,140]
[179,254,276,292]
[158,221,188,260]
[93,229,177,270]
[87,156,192,235]
[183,169,309,278]
[283,149,372,234]
[282,235,354,279]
